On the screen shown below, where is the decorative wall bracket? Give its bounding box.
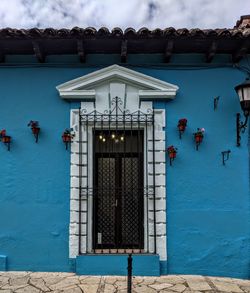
[28,120,40,143]
[62,128,75,150]
[167,145,177,166]
[214,96,220,110]
[194,128,205,151]
[236,113,248,147]
[0,129,11,151]
[177,118,187,139]
[221,150,231,165]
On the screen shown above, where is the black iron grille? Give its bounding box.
[78,97,157,254]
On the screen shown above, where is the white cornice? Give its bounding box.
[56,64,178,100]
[59,90,95,100]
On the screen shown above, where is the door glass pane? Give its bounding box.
[94,130,144,249]
[121,157,142,247]
[96,157,116,247]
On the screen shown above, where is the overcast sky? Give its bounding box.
[0,0,249,29]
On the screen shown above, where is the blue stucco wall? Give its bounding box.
[0,55,249,278]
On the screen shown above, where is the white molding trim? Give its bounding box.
[69,106,167,261]
[56,64,178,101]
[139,89,176,99]
[56,65,179,261]
[59,90,95,100]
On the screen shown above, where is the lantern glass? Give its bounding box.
[235,78,250,114]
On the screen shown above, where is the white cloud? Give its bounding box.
[0,0,248,29]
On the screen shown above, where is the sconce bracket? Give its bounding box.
[221,150,231,165]
[214,96,220,110]
[236,113,248,146]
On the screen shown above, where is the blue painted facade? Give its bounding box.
[0,54,249,278]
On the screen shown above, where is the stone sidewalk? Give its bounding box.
[0,272,249,293]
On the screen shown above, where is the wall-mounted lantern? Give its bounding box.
[167,145,177,166]
[235,78,250,146]
[62,129,75,150]
[28,120,40,143]
[177,118,187,139]
[0,129,11,151]
[194,128,205,151]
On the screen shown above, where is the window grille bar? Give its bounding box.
[86,117,89,253]
[152,109,157,254]
[78,97,156,255]
[78,107,82,254]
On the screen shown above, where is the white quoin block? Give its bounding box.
[69,235,79,258]
[148,174,166,186]
[71,154,79,165]
[148,152,166,163]
[70,199,88,212]
[156,236,167,260]
[69,223,87,235]
[70,165,88,177]
[148,210,166,223]
[148,163,166,175]
[80,236,87,253]
[71,142,88,153]
[148,141,165,151]
[154,131,165,140]
[70,188,80,200]
[154,111,165,128]
[148,236,155,253]
[71,153,88,166]
[70,211,87,223]
[70,165,79,177]
[146,186,166,199]
[71,177,88,188]
[148,198,166,211]
[149,222,166,236]
[155,186,166,197]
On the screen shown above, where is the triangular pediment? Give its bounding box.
[56,64,178,100]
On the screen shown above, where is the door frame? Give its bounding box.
[93,150,144,250]
[69,107,167,261]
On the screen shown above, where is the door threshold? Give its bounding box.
[90,249,147,254]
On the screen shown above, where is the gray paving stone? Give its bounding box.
[0,272,249,292]
[29,277,51,292]
[211,280,243,293]
[0,276,9,288]
[49,276,80,290]
[149,283,174,290]
[170,284,187,292]
[186,279,212,291]
[157,276,186,284]
[15,285,41,293]
[134,284,156,292]
[62,285,83,293]
[79,283,99,293]
[103,283,116,293]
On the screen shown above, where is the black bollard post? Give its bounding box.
[127,254,132,293]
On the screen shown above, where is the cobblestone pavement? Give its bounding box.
[0,272,249,293]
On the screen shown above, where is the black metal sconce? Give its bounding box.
[167,145,177,166]
[235,78,250,146]
[62,128,75,150]
[28,120,40,143]
[236,113,248,146]
[214,96,220,110]
[177,118,187,139]
[0,129,11,151]
[221,150,231,165]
